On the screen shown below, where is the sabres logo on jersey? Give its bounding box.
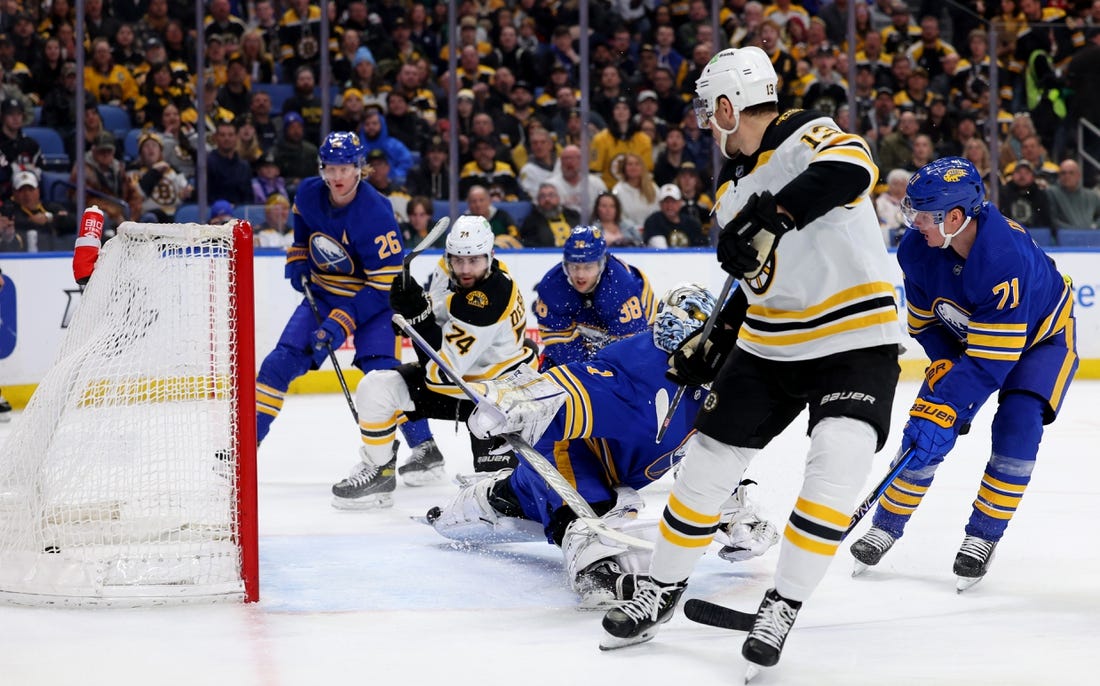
[466,290,488,308]
[934,299,971,340]
[943,168,967,182]
[310,233,354,274]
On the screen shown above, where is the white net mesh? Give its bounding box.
[0,222,250,606]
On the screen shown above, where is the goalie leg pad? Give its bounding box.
[356,369,417,467]
[467,366,567,446]
[564,516,657,608]
[429,469,545,544]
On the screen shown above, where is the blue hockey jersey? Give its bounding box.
[287,177,404,334]
[510,331,707,533]
[898,203,1076,416]
[533,255,656,368]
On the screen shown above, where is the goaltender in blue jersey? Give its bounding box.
[255,131,436,461]
[533,225,656,370]
[427,283,779,607]
[850,157,1078,591]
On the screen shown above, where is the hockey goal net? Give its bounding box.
[0,220,258,606]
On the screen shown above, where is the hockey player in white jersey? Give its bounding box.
[330,215,536,509]
[600,47,904,673]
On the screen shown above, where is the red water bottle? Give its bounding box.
[73,205,105,286]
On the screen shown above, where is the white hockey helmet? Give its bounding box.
[445,214,495,280]
[692,47,778,158]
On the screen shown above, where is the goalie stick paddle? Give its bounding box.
[302,278,359,423]
[656,274,737,443]
[683,446,920,632]
[392,313,654,550]
[402,216,450,288]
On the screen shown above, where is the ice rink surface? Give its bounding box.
[1,379,1097,685]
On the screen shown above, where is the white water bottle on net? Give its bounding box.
[0,218,258,607]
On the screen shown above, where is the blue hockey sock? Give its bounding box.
[870,471,936,539]
[400,418,432,448]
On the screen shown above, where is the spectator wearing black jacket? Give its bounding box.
[207,120,253,205]
[1000,160,1053,230]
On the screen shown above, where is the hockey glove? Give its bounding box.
[900,395,961,470]
[310,312,351,367]
[286,259,309,294]
[389,275,432,325]
[716,191,796,279]
[666,324,737,387]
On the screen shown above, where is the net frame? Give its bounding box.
[0,220,257,606]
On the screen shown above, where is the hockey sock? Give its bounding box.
[965,393,1042,541]
[256,382,286,444]
[870,472,935,539]
[650,433,754,584]
[776,417,876,600]
[399,418,432,448]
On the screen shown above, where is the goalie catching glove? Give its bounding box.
[716,190,796,279]
[467,365,567,448]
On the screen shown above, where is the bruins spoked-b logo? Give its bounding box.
[297,34,319,59]
[702,392,719,412]
[743,252,776,295]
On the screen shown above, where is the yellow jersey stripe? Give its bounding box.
[747,281,895,321]
[668,492,720,526]
[968,333,1027,348]
[658,520,714,548]
[553,440,579,488]
[793,497,850,528]
[740,310,898,347]
[783,525,840,556]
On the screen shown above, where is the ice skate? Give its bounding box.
[954,535,997,592]
[599,578,686,650]
[397,439,445,486]
[574,560,641,610]
[332,444,397,509]
[849,526,898,576]
[0,394,11,422]
[742,588,801,671]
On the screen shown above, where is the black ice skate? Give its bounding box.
[599,578,686,650]
[742,588,802,675]
[575,560,641,610]
[850,526,898,576]
[0,394,11,422]
[332,444,398,509]
[954,535,997,592]
[397,439,445,486]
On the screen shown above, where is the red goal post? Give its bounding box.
[0,219,258,606]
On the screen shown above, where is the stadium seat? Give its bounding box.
[24,127,70,171]
[123,128,143,162]
[1029,227,1054,247]
[40,171,72,203]
[97,105,132,138]
[174,204,201,223]
[497,201,532,226]
[432,199,467,223]
[1055,228,1100,248]
[254,83,295,114]
[31,106,40,125]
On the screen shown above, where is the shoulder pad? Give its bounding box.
[449,270,516,327]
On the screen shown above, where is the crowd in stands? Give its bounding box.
[1,0,1100,254]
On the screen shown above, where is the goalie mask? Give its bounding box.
[652,282,717,353]
[446,215,495,288]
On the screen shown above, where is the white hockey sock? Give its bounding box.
[650,433,756,584]
[775,416,876,601]
[355,369,416,467]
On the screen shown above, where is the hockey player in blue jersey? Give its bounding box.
[254,131,439,474]
[850,157,1079,591]
[532,225,655,371]
[427,283,779,607]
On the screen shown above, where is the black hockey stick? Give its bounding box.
[683,446,920,631]
[302,278,358,423]
[656,274,736,443]
[402,216,450,288]
[392,313,654,550]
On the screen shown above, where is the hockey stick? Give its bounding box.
[683,446,919,631]
[655,274,737,443]
[302,278,359,423]
[392,313,654,550]
[402,216,450,288]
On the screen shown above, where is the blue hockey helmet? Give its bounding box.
[318,131,364,169]
[652,282,717,353]
[562,225,607,264]
[901,157,985,227]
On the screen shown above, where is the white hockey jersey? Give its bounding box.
[423,257,536,398]
[713,110,905,361]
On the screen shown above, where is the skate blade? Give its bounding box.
[745,664,764,683]
[851,560,871,577]
[598,627,658,651]
[956,574,985,593]
[400,466,446,487]
[577,592,621,611]
[331,493,394,510]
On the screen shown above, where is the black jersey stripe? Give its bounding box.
[788,512,845,542]
[744,296,897,333]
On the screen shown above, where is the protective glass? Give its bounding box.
[692,97,712,129]
[900,195,945,229]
